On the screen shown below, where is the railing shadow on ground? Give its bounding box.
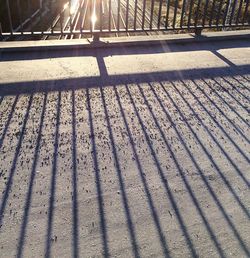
[0,47,249,257]
[132,81,249,254]
[213,77,249,113]
[222,76,250,102]
[86,88,110,258]
[0,64,250,96]
[15,93,48,258]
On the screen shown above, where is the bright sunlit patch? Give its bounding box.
[64,3,69,10]
[67,0,79,15]
[91,14,97,27]
[70,5,76,15]
[63,0,79,14]
[91,0,97,30]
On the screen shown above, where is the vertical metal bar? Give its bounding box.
[27,0,31,17]
[134,0,138,29]
[6,0,13,34]
[180,0,187,28]
[229,0,237,24]
[90,0,93,33]
[216,0,224,26]
[209,0,216,26]
[69,0,73,34]
[17,0,23,34]
[142,0,146,29]
[236,0,244,24]
[194,0,202,27]
[80,0,87,37]
[48,0,54,36]
[110,1,118,35]
[242,0,249,24]
[79,0,84,35]
[173,0,179,28]
[223,0,232,25]
[126,0,129,31]
[60,11,63,36]
[27,0,33,34]
[165,0,171,28]
[0,23,3,39]
[150,0,155,29]
[109,0,111,31]
[117,0,120,30]
[202,0,209,26]
[157,0,163,28]
[99,0,102,31]
[187,0,194,28]
[39,0,43,34]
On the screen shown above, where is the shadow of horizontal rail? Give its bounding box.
[0,65,250,96]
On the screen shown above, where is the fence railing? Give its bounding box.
[0,0,249,40]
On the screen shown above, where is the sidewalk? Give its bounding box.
[0,37,249,257]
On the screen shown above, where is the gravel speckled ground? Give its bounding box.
[0,39,249,257]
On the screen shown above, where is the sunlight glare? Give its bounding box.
[91,13,97,28]
[68,0,79,15]
[70,5,76,15]
[64,3,69,10]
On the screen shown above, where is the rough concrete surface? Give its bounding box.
[0,38,249,257]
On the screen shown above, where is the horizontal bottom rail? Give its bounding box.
[1,23,249,37]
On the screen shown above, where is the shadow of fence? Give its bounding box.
[0,45,249,257]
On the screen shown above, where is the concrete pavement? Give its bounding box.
[0,37,249,257]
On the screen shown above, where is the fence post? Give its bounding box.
[93,32,100,41]
[195,28,202,36]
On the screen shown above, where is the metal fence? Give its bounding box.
[0,0,249,39]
